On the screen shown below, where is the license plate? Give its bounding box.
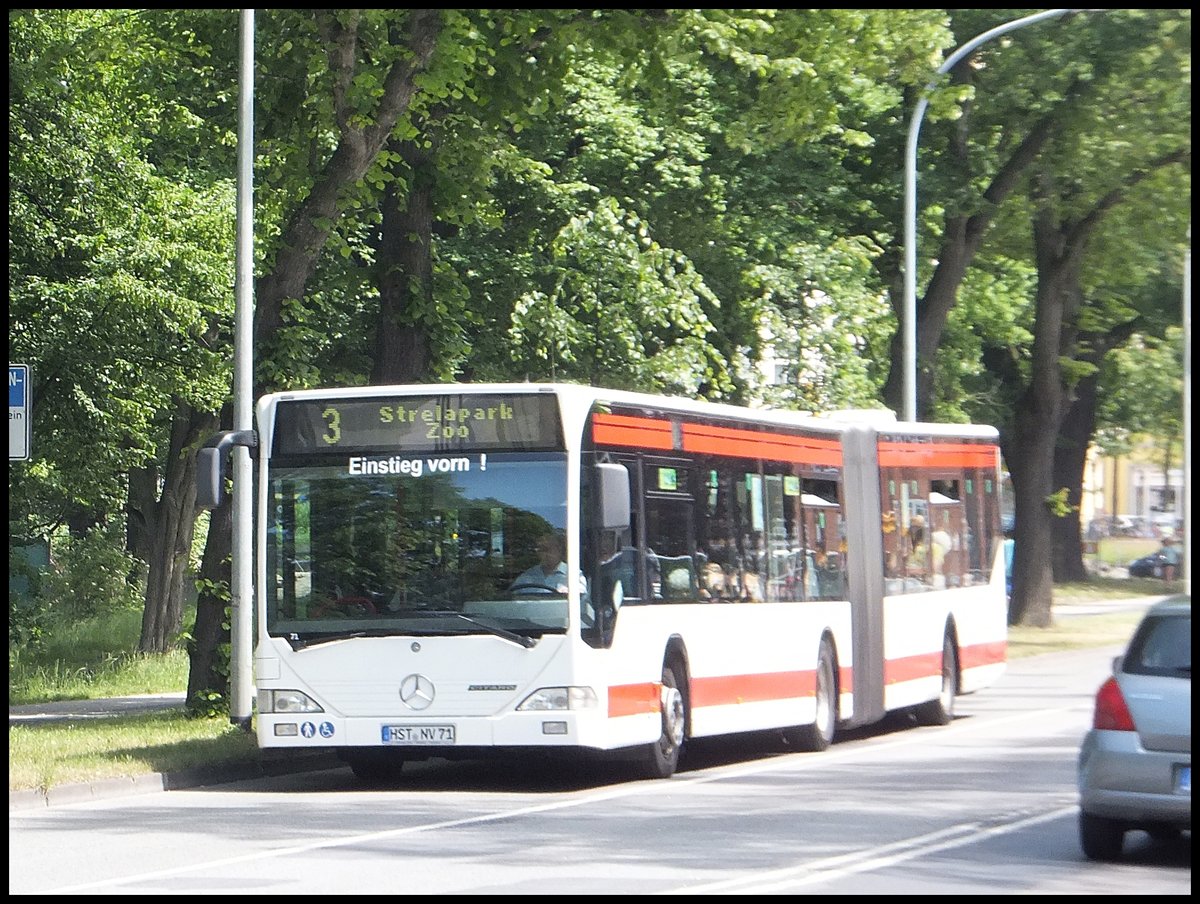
[382,724,455,745]
[1176,765,1190,794]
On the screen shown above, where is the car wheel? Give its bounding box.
[1147,826,1181,842]
[1079,811,1125,861]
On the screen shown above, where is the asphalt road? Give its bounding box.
[9,593,1179,812]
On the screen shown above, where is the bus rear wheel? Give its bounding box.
[784,639,836,752]
[638,662,686,779]
[914,634,957,726]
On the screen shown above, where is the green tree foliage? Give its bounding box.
[9,8,235,659]
[860,8,1188,625]
[9,10,233,534]
[9,9,1187,699]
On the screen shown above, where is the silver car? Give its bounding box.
[1077,597,1191,860]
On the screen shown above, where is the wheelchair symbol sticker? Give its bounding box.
[319,722,335,738]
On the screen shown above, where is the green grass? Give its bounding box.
[10,712,259,794]
[8,579,1185,794]
[1089,536,1160,566]
[9,607,190,705]
[1006,575,1181,658]
[1008,610,1145,659]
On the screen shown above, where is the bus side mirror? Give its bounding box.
[195,430,258,509]
[595,462,631,531]
[196,447,224,509]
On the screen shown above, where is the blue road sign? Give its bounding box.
[10,364,30,460]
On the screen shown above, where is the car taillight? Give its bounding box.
[1092,677,1136,731]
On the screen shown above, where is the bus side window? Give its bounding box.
[658,555,698,601]
[599,547,638,606]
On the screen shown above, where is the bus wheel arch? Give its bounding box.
[914,621,959,727]
[784,632,838,752]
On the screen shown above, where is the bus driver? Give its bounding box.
[510,530,589,595]
[510,531,569,592]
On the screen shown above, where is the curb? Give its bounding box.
[10,750,344,812]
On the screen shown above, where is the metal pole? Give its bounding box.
[902,9,1083,422]
[230,8,256,730]
[1183,224,1191,597]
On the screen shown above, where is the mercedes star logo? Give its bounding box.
[399,673,435,710]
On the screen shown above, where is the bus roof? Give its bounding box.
[259,382,998,440]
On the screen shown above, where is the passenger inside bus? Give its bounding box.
[906,514,929,581]
[930,513,954,588]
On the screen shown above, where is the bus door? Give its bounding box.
[642,457,698,601]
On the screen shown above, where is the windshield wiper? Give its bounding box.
[288,631,368,650]
[401,610,537,648]
[452,613,537,648]
[287,614,538,650]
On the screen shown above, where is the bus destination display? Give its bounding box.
[274,394,562,455]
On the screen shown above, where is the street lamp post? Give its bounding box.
[902,9,1085,422]
[230,8,255,730]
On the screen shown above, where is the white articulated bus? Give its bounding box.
[198,383,1007,781]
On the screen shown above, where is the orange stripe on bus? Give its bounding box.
[883,650,943,686]
[682,424,842,466]
[592,414,674,451]
[609,666,856,719]
[884,639,1006,687]
[608,682,661,718]
[690,671,813,707]
[877,441,999,469]
[960,639,1007,671]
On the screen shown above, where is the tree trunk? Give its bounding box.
[126,465,155,563]
[881,94,1063,418]
[186,11,444,707]
[1049,319,1138,583]
[139,406,218,653]
[371,137,435,385]
[1006,178,1088,627]
[188,497,232,706]
[1006,389,1061,628]
[1051,372,1098,583]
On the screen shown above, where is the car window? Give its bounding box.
[1123,613,1191,677]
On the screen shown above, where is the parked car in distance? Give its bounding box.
[1128,550,1172,579]
[1077,598,1191,860]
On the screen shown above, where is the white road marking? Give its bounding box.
[38,705,1084,894]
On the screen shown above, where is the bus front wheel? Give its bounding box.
[638,662,686,779]
[340,748,406,784]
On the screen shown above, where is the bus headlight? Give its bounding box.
[517,686,599,711]
[258,689,324,714]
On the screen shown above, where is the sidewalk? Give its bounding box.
[8,692,186,725]
[1053,592,1177,618]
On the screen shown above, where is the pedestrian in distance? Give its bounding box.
[1157,534,1180,582]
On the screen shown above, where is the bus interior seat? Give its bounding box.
[658,555,698,601]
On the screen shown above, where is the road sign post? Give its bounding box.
[10,364,31,461]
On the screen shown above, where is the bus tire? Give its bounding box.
[914,633,957,726]
[785,638,836,752]
[340,748,406,783]
[638,661,686,779]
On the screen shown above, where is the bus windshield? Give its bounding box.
[265,451,571,642]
